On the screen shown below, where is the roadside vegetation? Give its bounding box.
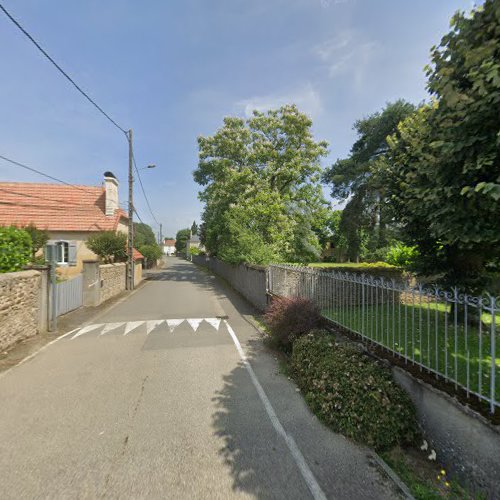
[193,1,499,297]
[262,296,472,498]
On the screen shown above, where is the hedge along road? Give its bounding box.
[0,257,401,499]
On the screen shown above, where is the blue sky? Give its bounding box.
[0,0,474,237]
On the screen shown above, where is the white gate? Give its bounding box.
[56,274,83,316]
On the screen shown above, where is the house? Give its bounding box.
[0,172,137,277]
[163,238,176,256]
[186,234,203,255]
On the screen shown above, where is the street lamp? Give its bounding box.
[138,164,156,171]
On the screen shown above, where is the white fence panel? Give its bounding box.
[56,274,83,316]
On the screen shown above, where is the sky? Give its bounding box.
[0,0,474,237]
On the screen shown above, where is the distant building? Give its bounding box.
[186,234,202,255]
[163,238,176,256]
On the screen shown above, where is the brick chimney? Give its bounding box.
[103,171,119,216]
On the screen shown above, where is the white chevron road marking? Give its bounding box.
[71,324,103,339]
[69,318,225,339]
[123,321,144,335]
[100,322,125,335]
[166,319,184,332]
[204,318,221,331]
[187,318,204,332]
[146,320,164,334]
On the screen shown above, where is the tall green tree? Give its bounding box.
[134,223,157,247]
[191,221,198,236]
[175,228,191,253]
[382,1,500,290]
[194,104,328,264]
[323,100,416,261]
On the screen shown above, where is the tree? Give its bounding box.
[22,223,49,261]
[194,104,328,264]
[0,226,32,273]
[323,100,416,261]
[134,223,156,248]
[87,231,127,264]
[138,244,163,268]
[175,228,190,253]
[191,221,198,236]
[382,1,500,290]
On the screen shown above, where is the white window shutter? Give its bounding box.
[68,241,78,266]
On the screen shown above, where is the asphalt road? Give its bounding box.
[0,258,400,499]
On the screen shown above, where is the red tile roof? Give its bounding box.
[163,239,175,246]
[132,248,144,261]
[0,182,128,232]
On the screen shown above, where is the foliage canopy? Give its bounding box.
[194,104,328,264]
[381,1,500,289]
[87,231,127,264]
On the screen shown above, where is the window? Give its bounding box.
[56,241,69,264]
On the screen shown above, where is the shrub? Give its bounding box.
[189,246,202,256]
[264,296,322,351]
[291,332,419,450]
[139,244,163,268]
[385,243,419,268]
[0,226,32,273]
[22,223,49,261]
[87,231,127,263]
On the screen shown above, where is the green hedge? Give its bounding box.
[0,226,32,273]
[309,262,405,281]
[291,331,419,450]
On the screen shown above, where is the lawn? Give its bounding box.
[322,299,500,404]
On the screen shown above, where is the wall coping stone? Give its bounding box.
[99,262,126,269]
[0,269,41,282]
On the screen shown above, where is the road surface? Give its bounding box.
[0,258,400,499]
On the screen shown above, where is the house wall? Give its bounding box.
[47,231,97,278]
[47,222,128,278]
[0,270,44,351]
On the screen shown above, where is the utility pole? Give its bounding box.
[127,129,134,290]
[159,223,163,245]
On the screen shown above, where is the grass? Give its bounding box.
[322,296,500,403]
[381,447,472,499]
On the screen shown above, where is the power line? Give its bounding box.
[132,153,160,226]
[1,155,137,217]
[0,154,98,193]
[0,2,128,136]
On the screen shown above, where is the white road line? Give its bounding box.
[0,328,78,381]
[224,320,327,500]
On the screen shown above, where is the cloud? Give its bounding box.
[313,32,379,88]
[236,83,322,118]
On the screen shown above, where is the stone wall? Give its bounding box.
[99,263,126,304]
[134,261,143,286]
[192,256,268,311]
[0,270,42,351]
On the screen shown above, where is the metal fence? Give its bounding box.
[268,264,499,413]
